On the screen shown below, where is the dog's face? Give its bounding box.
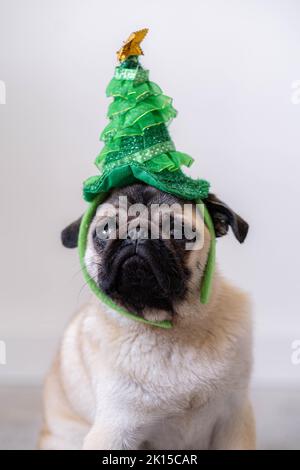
[62,184,249,322]
[85,185,198,318]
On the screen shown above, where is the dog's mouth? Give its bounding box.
[118,249,170,296]
[98,240,189,316]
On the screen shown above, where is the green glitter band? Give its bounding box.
[97,123,172,166]
[97,141,176,173]
[114,67,149,82]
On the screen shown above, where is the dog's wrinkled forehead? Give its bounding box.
[100,183,186,210]
[90,183,203,250]
[92,183,192,228]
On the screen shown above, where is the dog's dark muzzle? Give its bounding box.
[98,225,190,314]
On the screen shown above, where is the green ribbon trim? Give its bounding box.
[114,67,149,83]
[78,195,216,329]
[97,141,176,172]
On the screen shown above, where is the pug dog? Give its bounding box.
[39,183,255,450]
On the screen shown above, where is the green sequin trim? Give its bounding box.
[97,123,172,164]
[83,163,210,202]
[97,141,176,173]
[114,67,149,83]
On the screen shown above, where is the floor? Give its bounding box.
[0,386,299,450]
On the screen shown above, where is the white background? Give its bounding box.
[0,0,299,387]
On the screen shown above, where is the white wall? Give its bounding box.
[0,0,300,385]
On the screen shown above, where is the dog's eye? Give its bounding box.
[94,217,117,242]
[169,218,175,237]
[101,223,110,236]
[169,217,184,239]
[159,215,183,239]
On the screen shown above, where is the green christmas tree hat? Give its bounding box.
[83,28,210,202]
[78,29,216,329]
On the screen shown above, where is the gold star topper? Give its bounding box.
[116,28,149,62]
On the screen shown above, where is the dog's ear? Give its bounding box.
[61,216,82,248]
[204,194,249,243]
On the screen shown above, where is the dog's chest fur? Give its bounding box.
[45,276,253,449]
[64,283,249,415]
[102,326,224,411]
